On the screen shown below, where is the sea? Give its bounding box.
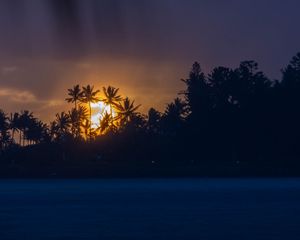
[0,179,300,240]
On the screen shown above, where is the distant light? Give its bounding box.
[90,101,116,129]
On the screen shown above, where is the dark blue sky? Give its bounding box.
[0,0,300,121]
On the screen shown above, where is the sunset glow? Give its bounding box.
[91,102,116,129]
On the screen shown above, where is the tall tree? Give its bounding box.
[68,108,81,138]
[102,86,122,117]
[53,112,71,141]
[66,85,83,110]
[147,108,161,134]
[81,85,100,140]
[97,112,115,134]
[19,110,34,146]
[25,119,48,145]
[181,62,211,126]
[280,53,300,155]
[115,97,140,126]
[281,52,300,89]
[162,98,187,136]
[9,112,20,141]
[0,110,10,151]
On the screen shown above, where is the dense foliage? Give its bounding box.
[1,53,300,177]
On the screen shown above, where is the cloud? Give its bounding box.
[0,88,36,103]
[44,100,65,108]
[0,87,66,122]
[0,0,299,122]
[1,66,18,75]
[0,87,66,107]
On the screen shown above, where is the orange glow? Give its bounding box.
[91,101,116,129]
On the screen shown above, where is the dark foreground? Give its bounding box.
[0,179,300,240]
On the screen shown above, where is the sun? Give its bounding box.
[90,102,116,129]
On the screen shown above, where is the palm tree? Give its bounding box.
[50,121,59,141]
[54,112,71,140]
[102,86,122,116]
[78,105,89,138]
[0,110,10,150]
[82,119,97,140]
[81,85,100,140]
[115,97,140,126]
[0,110,8,129]
[9,112,20,141]
[19,110,34,146]
[66,84,83,110]
[67,105,89,139]
[97,112,117,134]
[39,122,51,143]
[0,130,10,151]
[77,105,89,123]
[68,108,81,138]
[81,119,90,140]
[25,119,47,145]
[147,108,161,134]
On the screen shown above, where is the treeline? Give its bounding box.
[0,53,300,177]
[0,85,141,147]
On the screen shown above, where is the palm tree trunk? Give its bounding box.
[19,131,22,146]
[89,102,92,141]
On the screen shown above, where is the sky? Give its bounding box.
[0,0,300,122]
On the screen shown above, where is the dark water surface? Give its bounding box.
[0,179,300,240]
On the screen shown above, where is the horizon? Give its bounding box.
[1,2,300,239]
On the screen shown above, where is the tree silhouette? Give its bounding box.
[68,108,81,138]
[77,105,89,120]
[19,111,34,146]
[66,85,83,110]
[25,119,48,145]
[181,62,209,121]
[2,53,300,177]
[68,105,89,139]
[53,112,71,141]
[127,114,146,131]
[115,97,140,126]
[81,85,100,141]
[97,112,116,134]
[9,112,20,142]
[81,119,90,140]
[82,119,97,140]
[0,110,10,151]
[280,52,300,155]
[161,98,187,136]
[102,86,122,116]
[147,108,161,134]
